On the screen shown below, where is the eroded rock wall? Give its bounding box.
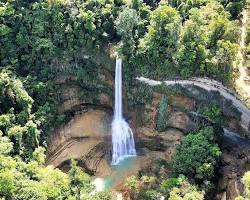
[137,77,250,137]
[46,109,112,176]
[46,60,250,198]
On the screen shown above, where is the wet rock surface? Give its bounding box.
[169,95,196,111]
[216,129,250,200]
[167,111,196,133]
[46,109,113,177]
[138,77,250,137]
[46,76,250,197]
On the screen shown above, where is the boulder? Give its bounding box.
[158,128,184,142]
[152,92,162,107]
[58,86,85,112]
[167,111,196,132]
[221,153,235,166]
[216,130,250,200]
[138,127,156,137]
[226,180,244,200]
[99,93,112,106]
[169,95,196,111]
[136,126,184,153]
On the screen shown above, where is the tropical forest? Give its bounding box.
[0,0,250,199]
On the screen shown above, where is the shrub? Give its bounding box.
[198,104,222,123]
[0,170,15,196]
[156,95,168,131]
[125,176,140,191]
[138,189,158,200]
[168,180,204,200]
[127,82,153,106]
[161,178,179,193]
[91,191,115,200]
[171,126,221,184]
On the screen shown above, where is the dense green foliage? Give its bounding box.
[156,95,168,131]
[0,71,39,158]
[171,126,221,188]
[125,126,221,199]
[0,0,120,138]
[198,103,222,123]
[117,0,242,83]
[0,0,245,124]
[0,0,247,199]
[124,174,204,200]
[0,133,114,199]
[168,180,204,200]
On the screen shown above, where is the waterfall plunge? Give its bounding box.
[111,58,136,165]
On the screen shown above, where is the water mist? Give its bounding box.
[111,58,136,165]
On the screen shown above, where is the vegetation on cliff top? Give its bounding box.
[0,0,248,199]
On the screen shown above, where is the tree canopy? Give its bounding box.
[0,0,247,199]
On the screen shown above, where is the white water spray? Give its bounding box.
[111,58,136,165]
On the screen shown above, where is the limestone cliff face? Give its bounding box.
[53,46,115,114]
[216,129,250,200]
[46,51,250,198]
[138,77,250,136]
[46,48,116,177]
[46,109,112,176]
[133,78,250,200]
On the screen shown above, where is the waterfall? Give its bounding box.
[111,58,136,165]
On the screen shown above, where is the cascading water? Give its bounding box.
[111,58,136,165]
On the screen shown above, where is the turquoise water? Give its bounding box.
[103,157,138,189]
